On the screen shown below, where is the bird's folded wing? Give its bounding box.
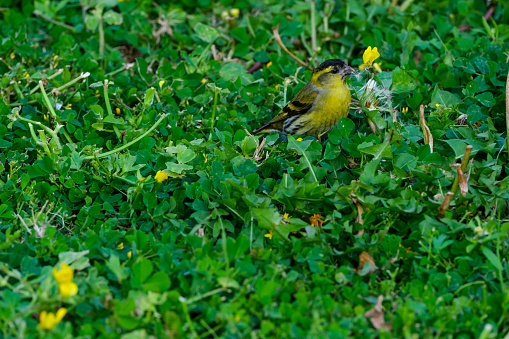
[268,87,318,124]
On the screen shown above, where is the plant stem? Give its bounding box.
[438,192,454,218]
[272,24,312,70]
[83,114,168,160]
[505,70,509,154]
[103,80,122,140]
[209,88,219,140]
[39,81,57,120]
[12,81,24,100]
[29,69,64,94]
[33,10,76,31]
[310,1,317,52]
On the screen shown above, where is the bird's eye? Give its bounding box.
[331,68,339,74]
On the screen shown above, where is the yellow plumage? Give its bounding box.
[252,59,354,138]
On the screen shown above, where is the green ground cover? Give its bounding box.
[1,0,509,337]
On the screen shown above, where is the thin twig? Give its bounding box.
[438,192,454,218]
[272,24,312,70]
[33,10,76,31]
[506,70,509,154]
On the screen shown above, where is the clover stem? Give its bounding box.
[310,1,317,52]
[12,81,24,100]
[209,88,219,140]
[505,70,509,154]
[83,113,168,160]
[39,81,57,120]
[103,80,122,140]
[29,69,63,95]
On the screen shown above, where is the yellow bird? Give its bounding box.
[252,59,354,137]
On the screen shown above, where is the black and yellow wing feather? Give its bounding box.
[252,84,318,135]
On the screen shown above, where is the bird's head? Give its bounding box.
[311,59,355,87]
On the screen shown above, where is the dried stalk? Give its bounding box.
[451,145,473,195]
[419,105,433,153]
[272,24,312,71]
[438,192,454,218]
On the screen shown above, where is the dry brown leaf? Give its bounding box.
[365,295,392,331]
[357,251,377,274]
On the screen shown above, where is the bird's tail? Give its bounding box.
[252,122,275,135]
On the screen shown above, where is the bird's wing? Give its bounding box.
[253,85,319,134]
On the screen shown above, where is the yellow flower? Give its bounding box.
[230,8,240,17]
[283,213,291,219]
[201,78,207,84]
[65,104,72,110]
[37,308,67,331]
[115,107,121,114]
[402,107,408,113]
[310,213,327,227]
[373,62,382,73]
[59,282,78,298]
[362,46,380,66]
[53,263,74,284]
[159,80,165,88]
[296,138,303,141]
[435,103,440,107]
[117,242,124,250]
[10,52,15,59]
[95,90,100,98]
[128,251,132,259]
[266,61,272,68]
[24,71,30,78]
[154,170,168,183]
[275,84,279,90]
[264,230,273,240]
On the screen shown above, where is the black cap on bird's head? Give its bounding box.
[314,59,355,78]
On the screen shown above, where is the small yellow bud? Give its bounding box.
[235,315,241,322]
[201,78,207,84]
[95,90,100,98]
[159,80,165,88]
[117,243,124,250]
[10,52,15,59]
[230,8,240,17]
[65,104,72,110]
[266,61,272,68]
[53,55,59,61]
[373,62,382,73]
[296,138,303,141]
[275,84,280,90]
[128,251,132,259]
[116,108,121,114]
[435,103,440,108]
[474,226,483,234]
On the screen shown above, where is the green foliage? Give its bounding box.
[1,0,509,337]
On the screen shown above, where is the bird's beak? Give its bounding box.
[341,66,356,79]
